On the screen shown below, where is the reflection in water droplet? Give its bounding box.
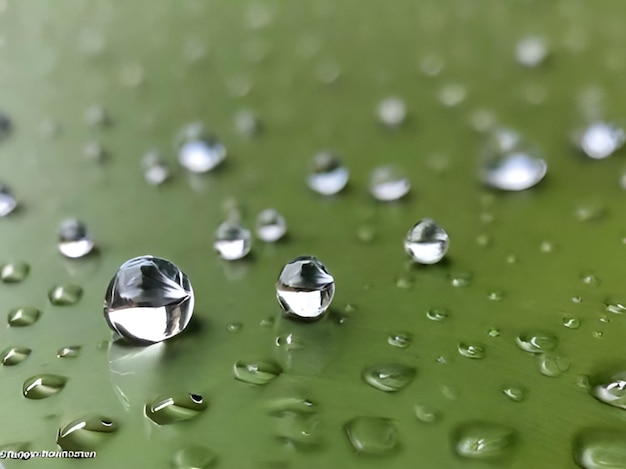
[414,405,440,424]
[452,422,516,460]
[573,429,626,469]
[387,332,412,348]
[57,345,81,358]
[145,393,207,425]
[537,354,570,377]
[57,415,118,451]
[256,209,287,243]
[427,308,449,321]
[58,219,95,259]
[458,342,486,359]
[234,359,282,385]
[516,330,557,354]
[23,374,67,399]
[515,36,548,67]
[142,151,170,186]
[563,315,581,329]
[1,346,31,366]
[404,218,449,264]
[370,166,410,201]
[590,370,626,410]
[307,152,349,196]
[362,363,416,392]
[178,125,226,173]
[8,307,41,327]
[0,184,17,217]
[172,445,217,469]
[502,386,525,402]
[345,416,399,456]
[377,97,406,127]
[577,122,625,159]
[214,220,252,260]
[0,261,29,283]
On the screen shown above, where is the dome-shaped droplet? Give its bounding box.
[362,363,416,392]
[345,416,399,456]
[502,386,525,402]
[0,184,17,217]
[589,370,626,410]
[234,359,282,385]
[387,332,412,348]
[22,374,67,399]
[370,166,410,201]
[275,256,335,321]
[57,345,81,358]
[256,209,287,243]
[57,415,118,451]
[452,422,517,460]
[145,393,207,425]
[306,152,349,196]
[103,256,194,344]
[574,429,626,469]
[377,97,407,127]
[178,131,226,173]
[404,218,449,264]
[57,219,95,259]
[48,284,83,306]
[516,330,557,354]
[142,151,170,186]
[458,342,486,359]
[0,261,30,283]
[214,221,252,260]
[515,36,548,67]
[537,353,570,377]
[1,346,31,366]
[576,121,625,159]
[7,306,41,327]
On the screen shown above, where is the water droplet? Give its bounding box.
[177,125,226,173]
[482,150,547,191]
[573,429,626,469]
[427,308,449,321]
[345,417,399,456]
[7,306,41,326]
[605,296,626,314]
[488,327,501,338]
[420,53,444,76]
[256,209,287,243]
[541,241,555,253]
[414,405,440,424]
[502,386,525,402]
[145,393,207,425]
[377,97,407,127]
[172,445,217,469]
[276,256,335,321]
[449,272,472,287]
[306,152,349,196]
[458,342,486,359]
[48,284,83,306]
[356,225,376,243]
[57,219,95,259]
[57,345,81,358]
[538,354,570,377]
[214,220,252,260]
[234,359,282,385]
[395,275,413,290]
[563,315,581,329]
[23,374,67,399]
[0,261,30,283]
[387,332,412,348]
[362,363,416,392]
[590,370,626,409]
[370,166,410,201]
[452,422,516,460]
[234,109,260,138]
[84,140,107,162]
[0,184,17,217]
[104,256,194,343]
[1,346,31,366]
[57,415,118,451]
[438,83,466,107]
[404,218,449,264]
[142,151,170,186]
[487,290,504,301]
[516,330,557,354]
[515,36,548,67]
[577,122,625,159]
[84,106,110,128]
[226,322,242,333]
[273,408,321,448]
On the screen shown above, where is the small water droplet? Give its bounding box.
[0,261,30,283]
[141,151,170,186]
[1,346,31,366]
[306,152,349,196]
[488,327,501,338]
[515,36,548,67]
[214,220,252,261]
[345,416,399,456]
[414,405,440,424]
[580,272,601,287]
[426,308,449,321]
[145,393,207,425]
[576,122,625,159]
[502,386,525,402]
[452,422,517,460]
[177,125,226,173]
[449,272,472,287]
[487,290,504,301]
[275,333,304,351]
[541,241,555,253]
[420,53,444,76]
[387,332,412,348]
[370,166,410,201]
[563,315,581,329]
[573,429,626,469]
[395,275,413,290]
[362,363,416,392]
[172,445,217,469]
[57,219,95,259]
[234,359,282,385]
[234,109,260,138]
[84,140,107,162]
[377,97,406,127]
[57,415,118,451]
[356,225,376,243]
[605,296,626,314]
[260,317,275,328]
[538,354,570,377]
[57,345,81,358]
[272,407,321,448]
[516,330,557,354]
[256,209,287,243]
[48,284,83,306]
[404,218,449,264]
[23,374,67,399]
[226,322,242,333]
[84,106,110,128]
[276,256,335,321]
[438,83,466,107]
[0,183,17,217]
[7,306,41,327]
[458,342,486,359]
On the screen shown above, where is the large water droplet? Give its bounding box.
[276,256,335,321]
[57,345,81,358]
[1,346,31,366]
[178,127,226,173]
[214,221,252,260]
[256,209,287,243]
[577,122,625,159]
[370,166,410,201]
[104,256,194,344]
[515,36,548,67]
[172,445,217,469]
[23,374,68,399]
[345,416,399,456]
[404,218,449,264]
[7,306,41,327]
[362,363,416,392]
[538,353,570,377]
[452,422,516,460]
[516,330,557,354]
[48,284,83,306]
[590,370,626,410]
[458,342,486,359]
[306,152,349,196]
[234,359,282,385]
[57,219,95,259]
[377,97,406,127]
[0,184,17,217]
[145,393,207,425]
[574,429,626,469]
[142,151,170,186]
[57,415,118,451]
[0,261,30,283]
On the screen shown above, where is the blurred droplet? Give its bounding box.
[0,261,29,283]
[377,97,406,127]
[515,36,548,67]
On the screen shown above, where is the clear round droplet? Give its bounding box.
[458,342,486,359]
[502,386,525,402]
[57,219,95,259]
[276,255,335,321]
[387,332,412,348]
[1,346,31,366]
[404,218,449,264]
[142,151,170,186]
[48,284,83,306]
[515,36,548,67]
[145,393,207,425]
[214,220,252,260]
[577,122,625,159]
[538,354,570,377]
[256,209,287,242]
[8,306,41,327]
[0,261,30,283]
[177,127,226,173]
[57,345,81,358]
[362,363,416,392]
[452,422,517,460]
[23,374,67,399]
[377,97,406,127]
[573,429,626,469]
[516,330,558,354]
[172,445,217,469]
[104,256,194,344]
[57,415,118,451]
[370,165,410,201]
[345,416,399,456]
[234,359,282,385]
[0,184,17,217]
[306,152,349,196]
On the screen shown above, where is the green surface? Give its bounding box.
[1,1,626,467]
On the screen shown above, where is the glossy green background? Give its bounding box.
[1,1,626,467]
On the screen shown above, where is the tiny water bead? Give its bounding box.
[0,184,17,217]
[387,332,412,348]
[178,131,227,173]
[515,36,548,67]
[57,416,118,451]
[57,219,95,259]
[276,256,335,321]
[452,422,517,460]
[426,308,449,321]
[57,345,81,358]
[458,342,486,359]
[84,141,107,161]
[214,220,252,260]
[362,363,416,392]
[0,261,30,283]
[537,354,570,377]
[256,209,287,243]
[307,152,349,196]
[104,256,193,343]
[577,121,625,159]
[234,109,260,138]
[8,306,41,327]
[604,296,626,314]
[141,151,170,186]
[377,97,407,127]
[345,417,399,456]
[370,166,410,201]
[234,359,282,385]
[22,374,67,399]
[449,272,472,287]
[172,445,217,469]
[48,284,83,306]
[563,315,581,329]
[573,429,626,469]
[502,386,525,402]
[1,346,31,366]
[84,105,110,128]
[516,330,558,354]
[145,393,207,425]
[404,218,449,264]
[414,405,440,424]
